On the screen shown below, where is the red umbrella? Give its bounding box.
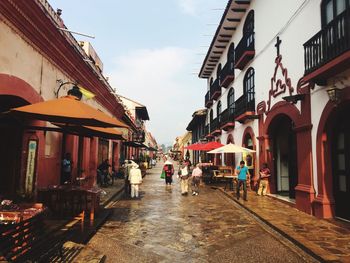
[201,141,224,151]
[184,141,223,151]
[184,143,203,150]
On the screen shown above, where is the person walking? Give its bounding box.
[97,159,111,187]
[61,153,72,185]
[179,162,190,195]
[191,164,202,196]
[163,159,174,185]
[235,161,250,201]
[128,164,143,199]
[257,163,271,196]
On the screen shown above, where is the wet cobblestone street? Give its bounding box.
[86,162,318,263]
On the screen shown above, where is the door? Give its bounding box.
[333,118,350,219]
[272,116,298,199]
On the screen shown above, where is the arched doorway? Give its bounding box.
[268,115,298,199]
[225,134,235,166]
[242,132,254,176]
[0,95,30,199]
[329,104,350,219]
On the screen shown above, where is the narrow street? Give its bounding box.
[86,162,318,263]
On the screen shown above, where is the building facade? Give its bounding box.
[0,0,129,201]
[199,0,350,219]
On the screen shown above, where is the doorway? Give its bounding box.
[270,115,298,199]
[0,95,28,199]
[332,106,350,219]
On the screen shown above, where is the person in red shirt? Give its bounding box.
[257,163,271,196]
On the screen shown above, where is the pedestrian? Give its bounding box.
[128,164,143,199]
[191,163,202,196]
[61,153,72,185]
[97,159,111,187]
[235,161,251,201]
[257,163,271,196]
[163,159,174,185]
[179,162,190,195]
[123,160,135,196]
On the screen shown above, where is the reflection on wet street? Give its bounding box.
[87,162,315,263]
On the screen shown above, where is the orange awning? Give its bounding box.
[65,125,126,140]
[9,96,128,128]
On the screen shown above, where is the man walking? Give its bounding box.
[235,161,250,201]
[128,164,142,199]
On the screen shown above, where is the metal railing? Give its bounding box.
[235,92,255,117]
[220,107,235,125]
[304,8,350,75]
[209,118,219,133]
[205,90,211,107]
[220,60,235,86]
[210,78,221,100]
[235,32,255,65]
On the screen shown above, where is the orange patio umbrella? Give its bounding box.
[59,125,126,140]
[8,96,128,128]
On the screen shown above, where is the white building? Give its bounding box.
[199,0,350,219]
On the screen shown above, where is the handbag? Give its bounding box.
[160,170,165,179]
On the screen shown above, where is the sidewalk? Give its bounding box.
[99,178,125,206]
[218,187,350,262]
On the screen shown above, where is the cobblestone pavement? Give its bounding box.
[221,187,350,262]
[86,162,318,263]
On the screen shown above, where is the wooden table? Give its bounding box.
[37,186,101,220]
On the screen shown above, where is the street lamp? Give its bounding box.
[326,87,341,104]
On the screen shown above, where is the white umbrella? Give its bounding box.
[207,143,256,154]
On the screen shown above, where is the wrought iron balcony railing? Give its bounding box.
[205,90,212,108]
[209,118,219,133]
[220,107,235,126]
[304,8,350,76]
[220,60,235,88]
[235,92,255,118]
[235,33,255,70]
[210,78,221,100]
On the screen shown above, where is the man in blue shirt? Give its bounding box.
[235,161,250,201]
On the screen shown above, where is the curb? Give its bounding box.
[216,188,324,262]
[101,183,125,207]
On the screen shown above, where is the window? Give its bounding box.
[217,101,222,118]
[227,88,235,114]
[227,43,235,63]
[244,68,255,103]
[243,10,254,47]
[321,0,349,26]
[217,63,222,80]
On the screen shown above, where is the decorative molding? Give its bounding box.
[267,55,294,111]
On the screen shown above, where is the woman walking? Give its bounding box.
[179,162,190,195]
[163,159,174,185]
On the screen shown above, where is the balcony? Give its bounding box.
[132,130,145,143]
[220,60,235,88]
[235,33,255,70]
[202,125,209,139]
[303,8,350,84]
[209,117,221,136]
[235,92,257,123]
[220,108,235,131]
[205,90,213,108]
[210,79,221,101]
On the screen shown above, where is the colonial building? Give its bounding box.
[199,0,350,219]
[186,109,207,164]
[119,95,150,160]
[0,0,132,201]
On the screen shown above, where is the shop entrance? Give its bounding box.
[332,106,350,220]
[269,115,298,199]
[0,95,28,199]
